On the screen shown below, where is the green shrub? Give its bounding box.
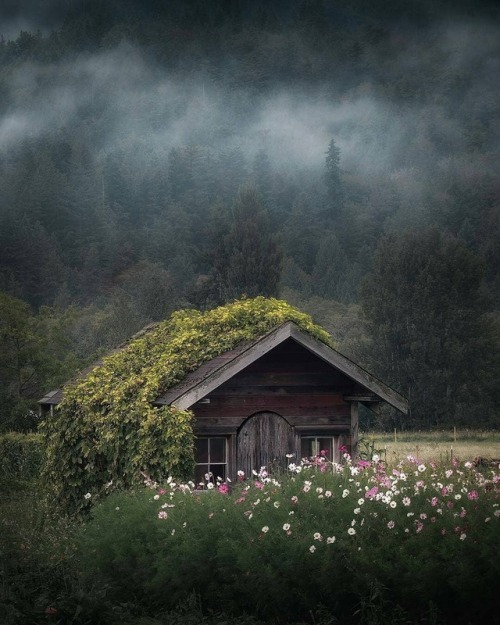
[76,456,500,624]
[0,432,43,490]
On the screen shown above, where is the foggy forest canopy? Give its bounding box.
[0,0,499,432]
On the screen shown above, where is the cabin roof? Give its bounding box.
[39,319,408,415]
[154,321,408,414]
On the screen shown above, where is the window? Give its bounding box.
[301,436,338,462]
[195,437,227,485]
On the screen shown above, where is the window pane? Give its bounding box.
[209,463,226,482]
[195,438,208,463]
[195,464,209,484]
[209,437,226,463]
[301,438,310,459]
[318,438,333,458]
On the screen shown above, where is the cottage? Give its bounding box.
[40,300,408,489]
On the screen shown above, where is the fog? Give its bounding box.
[1,4,499,205]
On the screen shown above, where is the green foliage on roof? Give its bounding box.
[41,297,332,513]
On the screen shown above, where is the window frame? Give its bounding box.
[194,436,228,486]
[300,434,339,463]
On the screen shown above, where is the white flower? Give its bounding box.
[460,533,467,540]
[372,454,380,462]
[262,526,269,533]
[274,501,280,508]
[237,470,245,477]
[153,494,160,500]
[207,483,214,490]
[309,545,316,553]
[348,528,356,536]
[342,489,349,498]
[402,497,411,506]
[283,523,291,531]
[171,529,175,535]
[357,498,365,505]
[316,487,323,494]
[84,492,91,500]
[390,501,397,508]
[286,453,294,459]
[418,464,426,472]
[455,494,462,500]
[326,536,336,544]
[313,532,322,541]
[115,506,120,511]
[158,511,168,519]
[354,507,361,514]
[387,520,395,529]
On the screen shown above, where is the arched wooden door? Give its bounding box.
[237,412,295,477]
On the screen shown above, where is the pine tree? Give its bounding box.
[324,138,344,220]
[362,229,499,427]
[205,186,283,304]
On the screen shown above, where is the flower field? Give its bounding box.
[76,452,500,625]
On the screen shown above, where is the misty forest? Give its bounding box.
[1,0,500,433]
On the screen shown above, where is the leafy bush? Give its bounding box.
[0,432,43,491]
[41,297,331,514]
[76,455,500,624]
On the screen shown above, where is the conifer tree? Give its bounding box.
[324,138,344,220]
[205,186,283,304]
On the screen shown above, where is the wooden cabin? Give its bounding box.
[40,320,407,482]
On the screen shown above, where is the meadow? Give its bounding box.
[1,431,500,625]
[365,429,500,464]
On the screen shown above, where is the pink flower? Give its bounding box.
[467,490,479,500]
[431,497,439,506]
[441,487,449,496]
[218,483,229,494]
[365,486,379,499]
[415,521,424,533]
[254,481,264,490]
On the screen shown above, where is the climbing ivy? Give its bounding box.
[41,297,332,513]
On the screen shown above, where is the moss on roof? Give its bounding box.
[41,297,332,512]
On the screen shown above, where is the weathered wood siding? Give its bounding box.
[192,339,359,433]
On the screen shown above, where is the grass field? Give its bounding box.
[363,429,500,464]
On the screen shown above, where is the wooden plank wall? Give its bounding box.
[192,339,355,434]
